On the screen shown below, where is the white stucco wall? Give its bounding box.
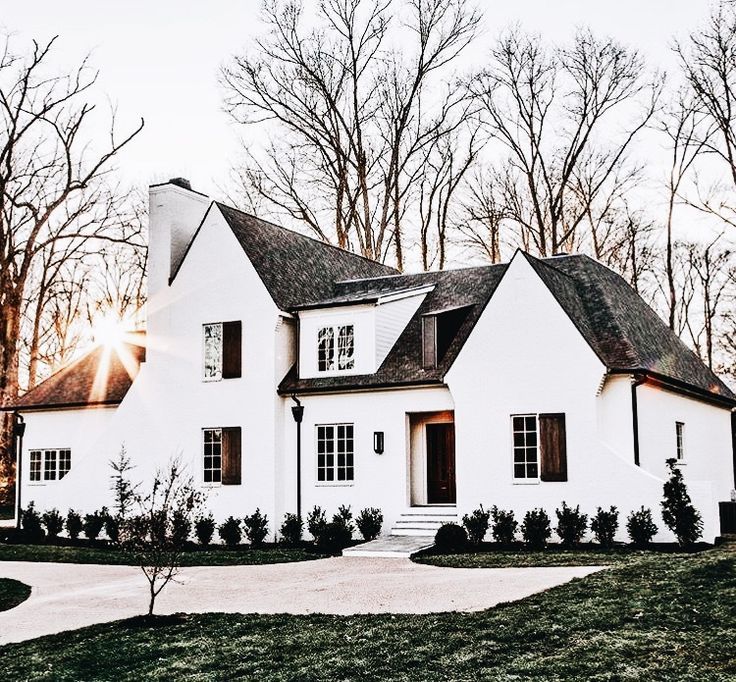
[277,386,454,534]
[18,406,117,513]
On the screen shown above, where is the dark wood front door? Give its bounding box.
[426,423,456,504]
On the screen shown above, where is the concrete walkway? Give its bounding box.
[0,558,603,645]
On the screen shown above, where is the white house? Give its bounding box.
[6,178,736,543]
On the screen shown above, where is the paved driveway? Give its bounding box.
[0,558,602,645]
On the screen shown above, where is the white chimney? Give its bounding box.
[148,178,211,296]
[146,179,210,367]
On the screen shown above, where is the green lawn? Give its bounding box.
[0,578,31,612]
[414,544,691,568]
[1,544,734,680]
[0,543,327,566]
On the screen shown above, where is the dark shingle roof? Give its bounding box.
[525,253,736,403]
[280,265,507,393]
[217,203,397,310]
[280,252,735,405]
[7,336,145,411]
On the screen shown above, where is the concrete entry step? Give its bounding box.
[342,535,434,558]
[390,508,458,538]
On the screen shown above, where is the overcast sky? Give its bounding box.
[0,0,713,196]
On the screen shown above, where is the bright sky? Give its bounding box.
[0,0,712,196]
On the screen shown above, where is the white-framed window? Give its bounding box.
[203,428,222,483]
[676,421,685,461]
[202,321,242,381]
[29,450,41,482]
[317,325,354,372]
[203,323,223,381]
[316,423,354,483]
[29,448,72,482]
[512,415,538,480]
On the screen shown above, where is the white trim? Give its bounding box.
[202,322,223,382]
[314,422,355,484]
[510,414,540,483]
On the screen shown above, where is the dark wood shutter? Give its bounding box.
[222,321,242,379]
[422,316,437,369]
[221,427,242,485]
[539,413,567,482]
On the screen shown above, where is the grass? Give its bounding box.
[0,578,31,612]
[0,543,328,566]
[1,544,734,680]
[413,543,700,568]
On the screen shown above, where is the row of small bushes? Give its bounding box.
[435,503,663,552]
[16,502,384,552]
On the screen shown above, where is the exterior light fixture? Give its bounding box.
[373,431,384,455]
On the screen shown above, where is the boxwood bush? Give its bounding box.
[356,507,383,541]
[555,502,588,548]
[434,523,468,553]
[490,506,518,547]
[521,508,551,549]
[280,513,303,545]
[462,505,490,546]
[243,509,269,548]
[627,506,658,548]
[218,516,242,548]
[590,506,619,548]
[195,514,216,546]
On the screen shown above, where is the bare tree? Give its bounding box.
[467,27,662,257]
[119,458,204,617]
[675,1,736,229]
[221,0,481,269]
[0,35,143,500]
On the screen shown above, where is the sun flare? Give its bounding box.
[91,313,128,349]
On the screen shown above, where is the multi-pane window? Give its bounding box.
[58,449,72,479]
[512,415,538,479]
[317,325,355,372]
[29,448,71,482]
[337,325,355,370]
[203,428,222,483]
[202,427,242,485]
[29,450,41,481]
[44,450,57,480]
[203,321,242,381]
[676,421,685,460]
[317,424,354,482]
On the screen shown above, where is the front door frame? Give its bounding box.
[408,410,455,507]
[426,422,456,504]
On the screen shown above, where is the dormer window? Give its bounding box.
[318,324,354,372]
[203,321,242,381]
[422,306,472,370]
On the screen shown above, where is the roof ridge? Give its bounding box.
[334,262,506,285]
[215,202,398,274]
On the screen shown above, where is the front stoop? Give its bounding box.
[390,508,459,537]
[342,535,434,558]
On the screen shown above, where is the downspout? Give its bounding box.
[290,395,304,521]
[631,375,645,467]
[14,413,26,529]
[731,410,736,489]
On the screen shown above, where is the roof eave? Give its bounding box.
[608,368,736,409]
[1,399,123,413]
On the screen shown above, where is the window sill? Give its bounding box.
[315,482,355,488]
[512,479,540,485]
[674,460,688,466]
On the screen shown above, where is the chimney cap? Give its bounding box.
[169,177,192,190]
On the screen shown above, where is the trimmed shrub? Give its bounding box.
[195,514,216,546]
[490,506,518,547]
[315,521,353,552]
[41,508,64,540]
[462,505,491,546]
[83,509,106,541]
[661,458,703,548]
[590,506,619,548]
[331,505,355,534]
[243,508,269,548]
[434,523,468,553]
[356,507,383,541]
[627,506,658,548]
[280,513,303,545]
[521,509,552,549]
[218,516,242,547]
[65,509,83,540]
[171,509,192,547]
[21,502,45,543]
[555,502,588,548]
[307,506,327,542]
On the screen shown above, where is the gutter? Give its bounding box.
[631,374,646,467]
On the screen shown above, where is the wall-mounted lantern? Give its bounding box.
[373,431,384,455]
